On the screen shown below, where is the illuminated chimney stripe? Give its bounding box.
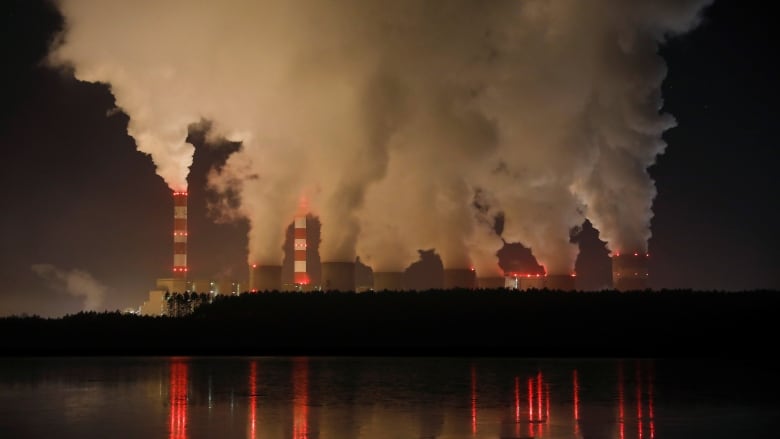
[293,215,307,284]
[173,191,188,278]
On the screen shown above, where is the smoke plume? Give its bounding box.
[49,0,711,274]
[31,264,107,310]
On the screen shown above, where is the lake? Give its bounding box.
[1,357,778,438]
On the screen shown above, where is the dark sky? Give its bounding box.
[1,0,778,316]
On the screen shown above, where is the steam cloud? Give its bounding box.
[50,0,711,275]
[31,264,107,310]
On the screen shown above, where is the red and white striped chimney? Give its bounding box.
[293,198,309,287]
[172,191,188,279]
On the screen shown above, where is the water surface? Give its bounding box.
[1,357,777,438]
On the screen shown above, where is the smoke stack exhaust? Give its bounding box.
[443,268,477,290]
[248,264,282,292]
[172,191,188,279]
[321,262,356,291]
[612,252,649,291]
[373,272,404,291]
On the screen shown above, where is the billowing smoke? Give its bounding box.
[49,0,710,273]
[31,264,107,310]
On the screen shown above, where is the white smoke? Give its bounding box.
[31,264,107,310]
[49,0,711,274]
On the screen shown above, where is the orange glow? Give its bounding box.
[471,365,477,435]
[294,273,310,285]
[169,360,188,439]
[249,361,258,439]
[251,264,257,269]
[293,358,309,439]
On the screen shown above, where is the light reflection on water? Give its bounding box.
[0,357,778,439]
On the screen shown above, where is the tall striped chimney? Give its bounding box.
[172,191,188,279]
[293,198,309,287]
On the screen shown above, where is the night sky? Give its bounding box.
[1,0,777,317]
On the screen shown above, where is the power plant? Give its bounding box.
[137,191,650,315]
[612,252,650,291]
[443,268,477,290]
[373,272,404,291]
[321,262,356,291]
[249,264,282,292]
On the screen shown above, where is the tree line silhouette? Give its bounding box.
[1,289,775,357]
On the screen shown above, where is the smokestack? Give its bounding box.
[373,272,404,291]
[443,268,476,290]
[248,264,282,292]
[612,252,649,291]
[172,191,188,279]
[321,262,355,291]
[293,211,309,288]
[477,276,505,289]
[543,274,577,291]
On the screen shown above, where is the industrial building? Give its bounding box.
[139,190,650,315]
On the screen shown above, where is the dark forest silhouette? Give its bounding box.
[2,289,774,357]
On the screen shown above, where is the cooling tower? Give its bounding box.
[248,264,282,292]
[612,253,649,291]
[373,271,404,291]
[443,268,477,290]
[477,277,505,289]
[518,275,545,290]
[321,262,356,291]
[172,191,188,279]
[544,274,576,291]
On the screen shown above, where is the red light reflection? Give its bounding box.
[471,365,477,435]
[293,358,309,439]
[574,369,580,437]
[619,362,625,439]
[514,376,520,422]
[545,383,550,421]
[537,372,543,422]
[648,363,655,439]
[514,376,521,437]
[573,369,580,421]
[528,378,534,437]
[169,360,188,439]
[249,361,258,439]
[637,364,643,439]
